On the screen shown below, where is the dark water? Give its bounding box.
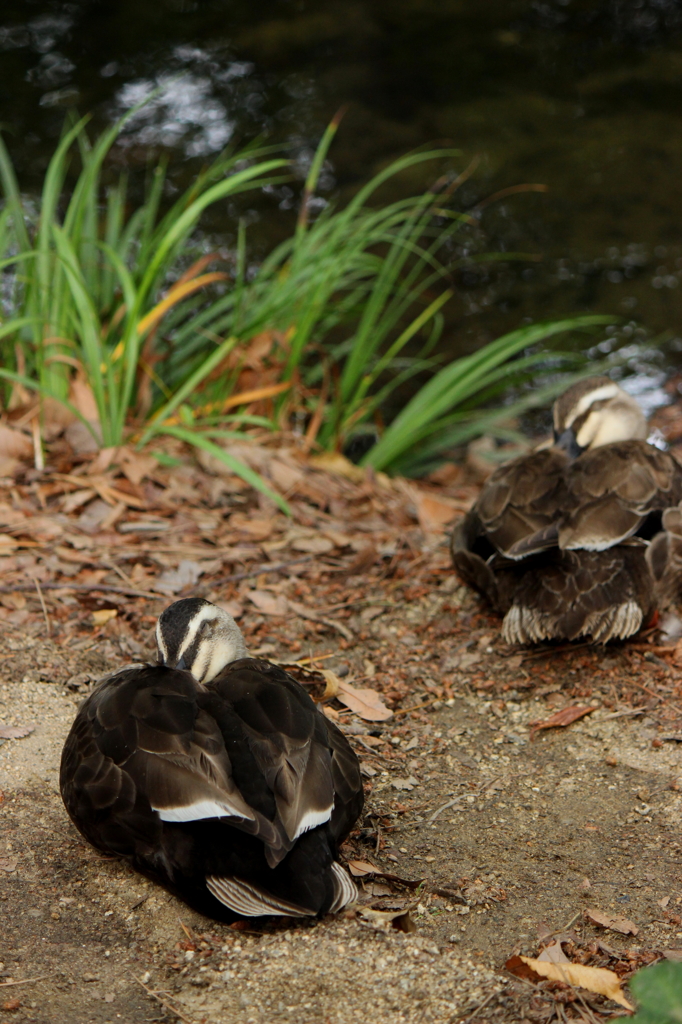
[2,0,682,410]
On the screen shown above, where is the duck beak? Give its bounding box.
[554,428,582,459]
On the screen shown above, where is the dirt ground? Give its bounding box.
[1,442,682,1024]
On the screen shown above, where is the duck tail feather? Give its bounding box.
[328,862,358,914]
[206,875,314,918]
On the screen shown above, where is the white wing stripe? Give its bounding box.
[293,802,334,840]
[153,799,255,823]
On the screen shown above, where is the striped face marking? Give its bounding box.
[561,383,620,429]
[156,599,248,683]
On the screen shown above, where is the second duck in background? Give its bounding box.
[452,376,682,645]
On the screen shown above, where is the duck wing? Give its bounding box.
[451,448,568,608]
[559,441,682,550]
[470,448,569,558]
[205,658,362,866]
[60,663,280,857]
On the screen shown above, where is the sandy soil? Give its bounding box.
[2,587,682,1024]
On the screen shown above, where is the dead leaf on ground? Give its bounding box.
[0,857,18,872]
[347,859,383,876]
[347,860,424,890]
[287,600,354,642]
[505,955,633,1010]
[339,544,379,578]
[291,536,334,554]
[154,560,204,596]
[585,907,639,936]
[391,776,419,791]
[118,448,158,486]
[0,725,35,740]
[0,424,32,460]
[414,492,460,534]
[269,459,305,492]
[662,949,682,961]
[537,941,570,964]
[246,590,289,616]
[529,704,595,739]
[92,609,118,627]
[334,677,393,721]
[228,514,274,540]
[308,452,365,483]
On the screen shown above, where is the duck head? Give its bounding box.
[552,376,647,458]
[156,598,248,684]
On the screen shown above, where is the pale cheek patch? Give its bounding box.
[576,412,599,450]
[565,383,619,428]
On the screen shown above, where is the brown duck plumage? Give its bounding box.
[452,377,682,643]
[60,599,363,920]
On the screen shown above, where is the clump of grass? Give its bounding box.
[0,107,615,494]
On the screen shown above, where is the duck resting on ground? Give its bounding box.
[60,598,363,920]
[451,376,682,644]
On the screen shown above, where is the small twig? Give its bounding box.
[103,558,136,588]
[543,911,581,942]
[191,555,315,592]
[599,707,647,721]
[0,975,51,988]
[135,977,197,1024]
[32,576,51,636]
[457,989,498,1023]
[0,581,160,599]
[31,415,44,473]
[393,698,442,718]
[426,794,466,823]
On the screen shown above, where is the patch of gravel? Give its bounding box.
[171,923,506,1024]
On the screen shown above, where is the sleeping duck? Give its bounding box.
[451,376,682,644]
[60,598,363,920]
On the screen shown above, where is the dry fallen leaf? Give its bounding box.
[537,941,570,964]
[154,560,204,596]
[0,857,18,872]
[585,907,639,936]
[92,609,118,627]
[0,725,35,740]
[118,448,158,486]
[529,704,595,739]
[246,590,289,617]
[291,536,334,554]
[334,678,393,721]
[505,955,633,1010]
[414,492,460,534]
[391,776,419,791]
[347,859,383,877]
[228,514,274,540]
[0,424,32,460]
[0,534,19,553]
[308,452,365,483]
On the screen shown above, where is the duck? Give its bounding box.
[60,598,364,920]
[451,376,682,644]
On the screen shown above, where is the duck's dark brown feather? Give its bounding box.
[60,660,363,919]
[452,440,682,643]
